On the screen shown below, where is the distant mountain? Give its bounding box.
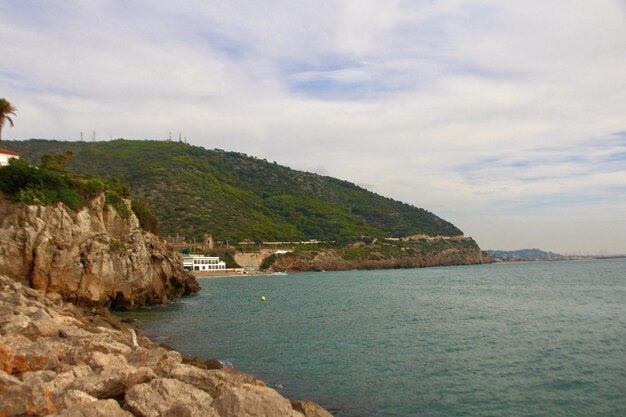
[5,139,464,243]
[485,248,565,262]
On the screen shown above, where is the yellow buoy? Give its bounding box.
[261,295,266,302]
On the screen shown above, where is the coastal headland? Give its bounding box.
[264,236,491,272]
[0,143,487,416]
[2,139,492,274]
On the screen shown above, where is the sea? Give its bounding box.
[123,258,626,417]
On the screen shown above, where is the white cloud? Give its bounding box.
[1,0,625,253]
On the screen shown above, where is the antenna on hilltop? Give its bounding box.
[80,132,84,141]
[168,132,172,142]
[179,132,182,143]
[92,131,96,142]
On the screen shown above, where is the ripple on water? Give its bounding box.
[125,259,626,417]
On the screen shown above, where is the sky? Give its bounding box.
[1,0,625,255]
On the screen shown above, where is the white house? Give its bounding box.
[0,148,20,166]
[182,255,226,272]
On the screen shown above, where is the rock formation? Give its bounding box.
[0,274,331,416]
[0,194,199,309]
[270,238,491,272]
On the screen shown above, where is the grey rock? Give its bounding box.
[163,402,217,417]
[0,369,21,386]
[87,352,128,371]
[31,308,52,321]
[291,400,334,417]
[21,369,57,383]
[59,325,94,339]
[162,363,261,398]
[69,362,154,399]
[46,291,64,306]
[50,399,134,417]
[0,375,57,416]
[47,366,94,396]
[54,389,98,413]
[125,377,218,417]
[124,346,174,368]
[211,384,294,417]
[70,365,131,399]
[2,313,30,334]
[21,317,61,338]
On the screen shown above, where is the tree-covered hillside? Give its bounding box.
[5,139,463,242]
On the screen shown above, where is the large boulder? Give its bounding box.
[0,372,57,417]
[160,362,263,398]
[211,384,295,417]
[53,389,98,412]
[291,400,335,417]
[125,377,218,417]
[68,363,155,399]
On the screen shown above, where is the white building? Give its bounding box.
[182,255,226,272]
[0,148,20,166]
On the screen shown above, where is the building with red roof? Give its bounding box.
[0,148,21,166]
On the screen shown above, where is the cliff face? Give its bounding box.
[0,194,199,309]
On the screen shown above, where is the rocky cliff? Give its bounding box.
[0,194,199,309]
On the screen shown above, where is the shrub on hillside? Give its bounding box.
[0,159,83,209]
[75,177,105,199]
[132,198,159,234]
[209,251,240,269]
[105,190,131,219]
[0,156,133,221]
[260,253,277,270]
[0,159,40,195]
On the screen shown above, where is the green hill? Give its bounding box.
[4,139,463,243]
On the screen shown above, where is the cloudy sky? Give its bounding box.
[2,0,625,254]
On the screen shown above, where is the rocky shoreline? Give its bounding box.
[0,274,333,417]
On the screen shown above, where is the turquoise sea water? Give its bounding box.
[126,259,626,417]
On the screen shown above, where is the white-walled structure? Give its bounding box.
[0,148,20,166]
[182,255,226,272]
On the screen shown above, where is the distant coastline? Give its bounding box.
[485,248,626,263]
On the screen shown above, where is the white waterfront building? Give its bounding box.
[182,255,226,272]
[0,148,20,166]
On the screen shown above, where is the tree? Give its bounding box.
[0,98,17,142]
[40,151,74,173]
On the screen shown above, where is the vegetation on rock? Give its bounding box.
[0,152,158,232]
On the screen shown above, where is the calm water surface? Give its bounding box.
[124,259,626,417]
